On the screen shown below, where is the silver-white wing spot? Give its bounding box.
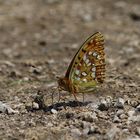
[93,52,98,57]
[75,70,80,75]
[83,78,87,82]
[92,67,96,72]
[91,73,95,78]
[82,72,87,76]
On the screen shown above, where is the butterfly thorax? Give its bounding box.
[57,77,73,92]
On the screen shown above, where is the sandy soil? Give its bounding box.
[0,0,140,140]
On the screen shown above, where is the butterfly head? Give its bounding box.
[57,77,69,91]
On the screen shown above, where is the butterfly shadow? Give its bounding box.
[41,100,92,112]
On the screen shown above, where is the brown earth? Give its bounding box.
[0,0,140,140]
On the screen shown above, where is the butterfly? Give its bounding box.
[57,32,105,101]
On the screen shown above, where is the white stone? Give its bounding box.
[51,109,57,114]
[136,104,140,111]
[0,101,19,114]
[32,102,39,109]
[113,115,121,123]
[128,110,135,117]
[136,127,140,136]
[106,126,120,140]
[71,128,81,136]
[115,98,125,108]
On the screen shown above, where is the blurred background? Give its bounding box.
[0,0,139,95]
[0,0,139,74]
[0,0,139,139]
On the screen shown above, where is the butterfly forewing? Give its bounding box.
[66,32,105,92]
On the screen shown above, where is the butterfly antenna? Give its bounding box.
[58,88,61,103]
[51,86,59,105]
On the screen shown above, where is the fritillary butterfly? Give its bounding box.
[57,32,105,100]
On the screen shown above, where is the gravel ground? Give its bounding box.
[0,0,140,140]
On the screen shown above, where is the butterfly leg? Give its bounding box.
[58,88,67,102]
[51,90,54,105]
[71,91,81,107]
[50,87,56,106]
[72,92,78,101]
[58,88,61,103]
[82,93,85,103]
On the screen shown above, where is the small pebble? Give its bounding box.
[51,109,57,114]
[6,107,19,114]
[9,70,22,78]
[116,109,124,116]
[65,112,74,119]
[87,102,98,110]
[48,122,53,127]
[3,61,15,67]
[82,14,92,22]
[136,127,140,136]
[115,98,125,108]
[87,136,96,140]
[88,126,95,134]
[81,121,91,129]
[29,66,42,74]
[98,96,112,111]
[82,112,94,122]
[113,116,121,123]
[119,114,128,120]
[32,102,39,109]
[29,119,36,127]
[106,126,120,140]
[122,129,129,133]
[127,137,140,140]
[128,115,140,123]
[97,112,108,120]
[136,104,140,111]
[127,109,140,123]
[98,99,109,111]
[71,128,81,137]
[92,112,98,120]
[23,77,30,81]
[25,102,33,111]
[128,110,135,117]
[82,127,90,136]
[0,101,19,114]
[0,101,7,113]
[130,100,139,107]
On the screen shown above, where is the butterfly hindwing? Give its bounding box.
[66,32,105,92]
